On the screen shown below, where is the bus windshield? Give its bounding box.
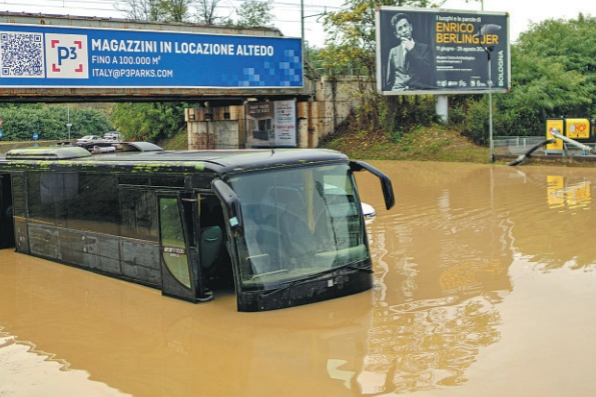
[229,164,369,289]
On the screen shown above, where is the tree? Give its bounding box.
[0,105,112,141]
[458,14,596,143]
[235,0,274,28]
[111,102,191,143]
[159,0,194,22]
[116,0,165,21]
[195,0,230,25]
[117,0,193,22]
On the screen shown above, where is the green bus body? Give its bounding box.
[0,144,394,312]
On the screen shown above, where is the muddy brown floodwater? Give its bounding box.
[2,161,596,396]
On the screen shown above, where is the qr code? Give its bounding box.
[0,32,44,78]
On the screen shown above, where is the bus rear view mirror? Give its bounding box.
[212,179,244,237]
[350,161,395,210]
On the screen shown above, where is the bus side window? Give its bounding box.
[120,189,158,241]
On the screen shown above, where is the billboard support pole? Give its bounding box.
[436,95,448,124]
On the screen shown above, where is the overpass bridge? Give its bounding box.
[0,12,355,149]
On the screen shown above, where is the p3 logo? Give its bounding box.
[45,33,89,78]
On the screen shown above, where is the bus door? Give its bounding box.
[0,174,15,249]
[157,193,204,303]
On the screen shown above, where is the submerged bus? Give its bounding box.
[0,143,394,312]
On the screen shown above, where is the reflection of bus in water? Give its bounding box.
[0,143,394,312]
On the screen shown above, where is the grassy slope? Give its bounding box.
[320,124,491,163]
[158,124,491,163]
[158,133,188,150]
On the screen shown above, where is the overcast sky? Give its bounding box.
[0,0,593,47]
[445,0,594,43]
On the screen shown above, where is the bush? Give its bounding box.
[0,104,112,141]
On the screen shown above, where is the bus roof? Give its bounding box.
[0,145,349,175]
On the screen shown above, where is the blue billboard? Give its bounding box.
[0,23,303,88]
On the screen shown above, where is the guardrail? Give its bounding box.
[562,142,596,156]
[493,137,547,155]
[494,136,596,157]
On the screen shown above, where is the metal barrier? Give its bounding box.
[494,136,596,157]
[563,142,596,156]
[493,137,547,155]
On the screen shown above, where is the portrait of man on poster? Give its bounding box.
[384,13,434,91]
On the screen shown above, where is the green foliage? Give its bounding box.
[458,97,489,145]
[111,102,191,142]
[235,0,274,28]
[195,0,230,25]
[71,108,115,137]
[160,130,189,149]
[458,14,596,144]
[376,95,439,143]
[158,0,193,22]
[0,105,112,141]
[304,44,326,79]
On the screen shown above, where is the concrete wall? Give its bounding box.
[188,120,242,150]
[187,106,244,149]
[185,75,367,149]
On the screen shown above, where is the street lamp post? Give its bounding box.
[487,48,494,163]
[478,25,497,163]
[301,0,304,44]
[66,103,72,142]
[300,2,327,49]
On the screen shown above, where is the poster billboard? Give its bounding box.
[0,23,302,88]
[246,99,296,148]
[376,7,509,95]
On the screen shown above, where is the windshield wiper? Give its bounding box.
[259,264,372,298]
[345,264,374,273]
[260,267,337,298]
